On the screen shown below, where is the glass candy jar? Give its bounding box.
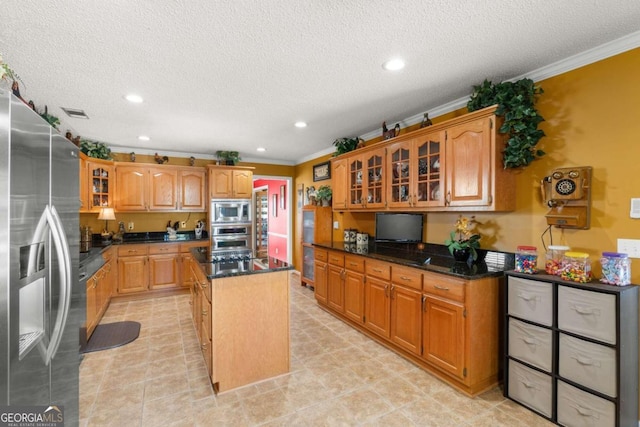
[560,251,591,283]
[545,245,570,275]
[515,246,538,274]
[600,252,631,286]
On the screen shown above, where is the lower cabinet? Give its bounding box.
[313,249,328,304]
[504,272,638,426]
[86,247,115,338]
[148,244,180,290]
[316,250,501,396]
[117,244,149,294]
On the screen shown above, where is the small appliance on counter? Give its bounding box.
[195,220,205,239]
[81,226,92,252]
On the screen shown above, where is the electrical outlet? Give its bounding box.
[180,221,186,229]
[617,238,640,259]
[333,221,339,229]
[128,222,134,230]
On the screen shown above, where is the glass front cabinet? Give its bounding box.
[301,206,333,287]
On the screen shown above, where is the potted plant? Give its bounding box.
[332,137,363,157]
[444,215,481,262]
[216,150,241,165]
[467,78,545,169]
[315,185,332,206]
[80,139,112,160]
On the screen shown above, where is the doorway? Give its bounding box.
[254,186,268,259]
[252,176,292,263]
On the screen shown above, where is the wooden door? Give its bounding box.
[331,158,348,210]
[314,260,328,305]
[347,155,365,209]
[115,166,148,211]
[149,167,178,210]
[233,170,253,198]
[327,264,344,312]
[209,168,233,198]
[117,256,148,293]
[386,140,412,208]
[86,275,98,336]
[390,285,422,355]
[412,131,445,208]
[422,295,465,379]
[178,168,206,210]
[364,276,390,338]
[88,162,114,211]
[445,117,491,207]
[362,147,386,209]
[149,254,179,289]
[180,254,194,287]
[344,270,365,324]
[79,155,89,212]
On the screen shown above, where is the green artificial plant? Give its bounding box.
[80,140,112,160]
[467,78,545,168]
[332,137,362,156]
[216,150,241,165]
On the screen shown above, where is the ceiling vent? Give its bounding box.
[60,107,89,119]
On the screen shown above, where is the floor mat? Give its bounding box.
[82,321,141,353]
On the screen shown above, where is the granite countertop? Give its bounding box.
[190,247,293,280]
[313,241,515,280]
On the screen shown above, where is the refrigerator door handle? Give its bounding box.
[44,205,72,365]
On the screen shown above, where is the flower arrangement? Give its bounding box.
[444,215,481,261]
[0,53,22,85]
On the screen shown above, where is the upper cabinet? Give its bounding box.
[83,157,115,212]
[208,166,253,199]
[115,164,207,212]
[331,105,515,212]
[331,158,348,210]
[79,152,89,212]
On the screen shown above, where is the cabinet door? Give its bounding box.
[88,162,114,212]
[314,260,328,305]
[364,276,391,338]
[301,245,315,283]
[422,295,465,379]
[209,168,233,198]
[327,264,345,312]
[180,254,194,287]
[445,117,491,207]
[117,255,149,293]
[390,285,422,355]
[347,156,365,209]
[331,158,348,210]
[149,167,178,211]
[233,170,253,198]
[386,140,412,208]
[413,131,445,207]
[362,148,386,209]
[116,166,148,211]
[79,156,89,212]
[344,270,365,324]
[86,275,98,336]
[179,169,207,211]
[149,254,179,289]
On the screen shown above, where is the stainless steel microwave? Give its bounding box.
[211,199,251,223]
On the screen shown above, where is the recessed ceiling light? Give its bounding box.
[138,135,150,141]
[125,94,144,103]
[294,121,307,128]
[382,58,405,71]
[256,147,266,152]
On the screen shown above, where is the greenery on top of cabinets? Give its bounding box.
[216,150,241,165]
[80,140,112,160]
[467,78,545,169]
[332,137,363,156]
[315,185,332,201]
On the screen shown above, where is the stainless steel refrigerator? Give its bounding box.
[0,88,82,424]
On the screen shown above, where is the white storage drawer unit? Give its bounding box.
[504,272,638,426]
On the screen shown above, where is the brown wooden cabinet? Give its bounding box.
[330,105,514,212]
[116,244,149,293]
[148,167,179,210]
[179,241,208,288]
[313,249,328,304]
[422,294,465,378]
[87,159,115,212]
[327,251,345,312]
[343,255,365,324]
[331,158,348,210]
[301,206,333,287]
[86,247,115,338]
[390,265,423,355]
[179,168,207,211]
[364,259,392,338]
[79,153,90,212]
[148,243,180,290]
[208,166,253,199]
[115,166,147,211]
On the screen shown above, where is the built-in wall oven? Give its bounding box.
[210,223,252,252]
[211,199,251,223]
[210,198,253,260]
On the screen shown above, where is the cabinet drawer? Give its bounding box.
[117,244,148,257]
[315,249,328,262]
[179,241,207,252]
[423,272,464,302]
[344,254,364,273]
[507,276,552,326]
[101,247,115,262]
[557,380,615,427]
[328,251,344,267]
[391,265,422,291]
[148,243,179,255]
[365,259,390,281]
[508,318,552,372]
[507,359,552,418]
[559,333,617,397]
[558,286,616,344]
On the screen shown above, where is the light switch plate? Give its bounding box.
[617,238,640,259]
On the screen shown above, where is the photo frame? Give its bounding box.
[313,161,331,182]
[280,185,286,210]
[272,194,277,217]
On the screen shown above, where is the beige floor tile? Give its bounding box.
[339,387,394,424]
[240,388,296,425]
[143,370,190,401]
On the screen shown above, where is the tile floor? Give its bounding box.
[80,279,554,426]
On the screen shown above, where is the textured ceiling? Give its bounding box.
[2,1,640,164]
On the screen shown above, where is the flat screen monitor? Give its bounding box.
[374,213,424,242]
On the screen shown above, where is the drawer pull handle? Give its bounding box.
[373,268,382,273]
[520,380,538,390]
[522,336,537,345]
[573,405,598,419]
[572,305,600,316]
[349,262,358,267]
[434,285,450,291]
[572,355,600,367]
[400,276,411,281]
[517,292,539,302]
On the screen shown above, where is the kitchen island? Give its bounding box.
[190,248,293,393]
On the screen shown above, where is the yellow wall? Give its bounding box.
[303,47,640,283]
